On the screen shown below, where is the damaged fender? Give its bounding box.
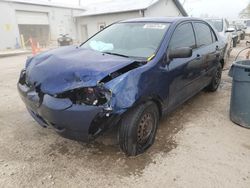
[104,61,164,114]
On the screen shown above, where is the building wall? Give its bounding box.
[76,0,184,42]
[0,1,83,50]
[145,0,183,17]
[0,0,184,50]
[0,1,20,50]
[76,11,141,42]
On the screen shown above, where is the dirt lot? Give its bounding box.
[0,41,250,188]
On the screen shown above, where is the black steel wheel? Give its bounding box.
[206,63,222,92]
[137,112,154,145]
[118,101,159,156]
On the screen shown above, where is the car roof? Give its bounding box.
[204,18,223,21]
[120,17,204,23]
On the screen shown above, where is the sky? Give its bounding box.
[182,0,249,19]
[51,0,249,19]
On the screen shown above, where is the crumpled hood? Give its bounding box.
[25,46,135,95]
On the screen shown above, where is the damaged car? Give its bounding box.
[205,18,233,62]
[18,17,225,156]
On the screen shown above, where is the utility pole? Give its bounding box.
[79,0,81,6]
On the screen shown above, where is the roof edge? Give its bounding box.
[75,0,188,17]
[75,0,160,18]
[75,9,144,17]
[172,0,188,16]
[2,0,86,10]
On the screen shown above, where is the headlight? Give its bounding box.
[56,87,112,106]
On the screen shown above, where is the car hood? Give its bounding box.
[25,46,136,95]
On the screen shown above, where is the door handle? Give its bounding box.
[196,54,201,60]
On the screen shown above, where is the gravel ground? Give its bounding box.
[0,41,250,188]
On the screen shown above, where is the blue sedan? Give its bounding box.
[18,17,225,156]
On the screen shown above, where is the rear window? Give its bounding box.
[246,20,250,27]
[206,19,223,32]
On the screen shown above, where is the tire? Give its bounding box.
[206,63,222,92]
[233,38,237,47]
[241,33,245,40]
[118,101,159,156]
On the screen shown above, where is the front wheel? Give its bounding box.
[206,63,222,92]
[118,101,159,156]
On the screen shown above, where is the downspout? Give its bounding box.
[71,9,80,44]
[139,9,145,17]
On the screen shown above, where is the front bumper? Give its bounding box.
[18,83,117,141]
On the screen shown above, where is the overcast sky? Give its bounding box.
[52,0,249,19]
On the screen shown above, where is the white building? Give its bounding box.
[0,0,187,50]
[75,0,188,42]
[0,0,84,50]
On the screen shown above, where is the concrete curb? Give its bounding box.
[0,50,31,58]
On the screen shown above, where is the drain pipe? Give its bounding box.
[139,9,145,17]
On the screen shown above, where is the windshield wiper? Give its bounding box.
[102,52,130,58]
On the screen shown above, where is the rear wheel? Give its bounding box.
[241,33,245,40]
[118,101,159,156]
[233,38,237,47]
[206,63,222,92]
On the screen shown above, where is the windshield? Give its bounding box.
[81,22,170,59]
[246,20,250,27]
[207,19,223,32]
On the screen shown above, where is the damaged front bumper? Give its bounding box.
[17,83,119,142]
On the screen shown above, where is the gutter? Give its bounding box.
[139,9,145,17]
[74,9,144,17]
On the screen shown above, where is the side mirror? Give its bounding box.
[226,28,235,32]
[168,47,192,60]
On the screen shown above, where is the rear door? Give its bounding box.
[193,22,220,85]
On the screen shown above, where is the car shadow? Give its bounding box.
[43,98,197,177]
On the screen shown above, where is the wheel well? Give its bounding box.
[151,99,163,118]
[134,97,163,118]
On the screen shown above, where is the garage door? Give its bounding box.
[16,11,49,25]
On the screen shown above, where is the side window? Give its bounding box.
[169,23,196,50]
[194,22,213,47]
[225,19,229,29]
[211,29,217,42]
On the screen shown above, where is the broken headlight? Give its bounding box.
[56,87,112,106]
